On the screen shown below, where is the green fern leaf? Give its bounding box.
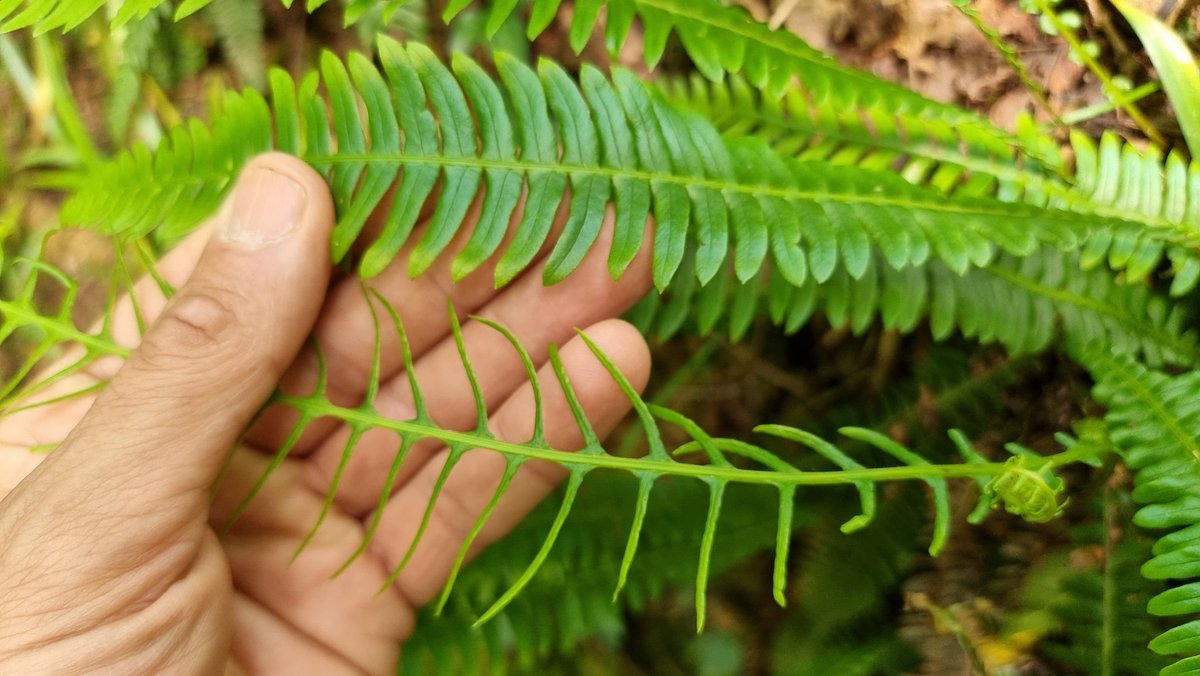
[639,249,1199,369]
[666,76,1200,293]
[64,43,1160,307]
[1086,350,1200,675]
[1031,538,1171,675]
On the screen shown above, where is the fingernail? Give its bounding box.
[221,167,307,248]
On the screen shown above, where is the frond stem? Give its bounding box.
[0,300,128,359]
[279,393,1025,485]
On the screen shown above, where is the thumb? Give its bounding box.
[52,153,335,508]
[0,154,334,664]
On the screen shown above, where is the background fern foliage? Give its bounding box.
[4,0,1200,673]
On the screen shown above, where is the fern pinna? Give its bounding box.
[5,1,1200,672]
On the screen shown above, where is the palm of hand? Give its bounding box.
[0,156,651,674]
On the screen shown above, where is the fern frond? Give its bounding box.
[664,76,1200,292]
[659,72,1045,185]
[405,414,1072,670]
[1086,350,1200,675]
[441,0,993,119]
[1070,132,1200,295]
[1033,501,1172,675]
[246,294,1080,628]
[66,42,1157,300]
[638,249,1199,369]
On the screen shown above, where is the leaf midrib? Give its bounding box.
[1097,354,1200,460]
[279,393,1006,485]
[698,97,1197,242]
[304,151,1141,228]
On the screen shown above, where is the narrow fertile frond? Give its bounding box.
[240,300,1075,627]
[1086,351,1200,675]
[1,249,1096,635]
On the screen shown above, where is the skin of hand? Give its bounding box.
[0,153,653,674]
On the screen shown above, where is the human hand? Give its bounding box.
[0,153,652,674]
